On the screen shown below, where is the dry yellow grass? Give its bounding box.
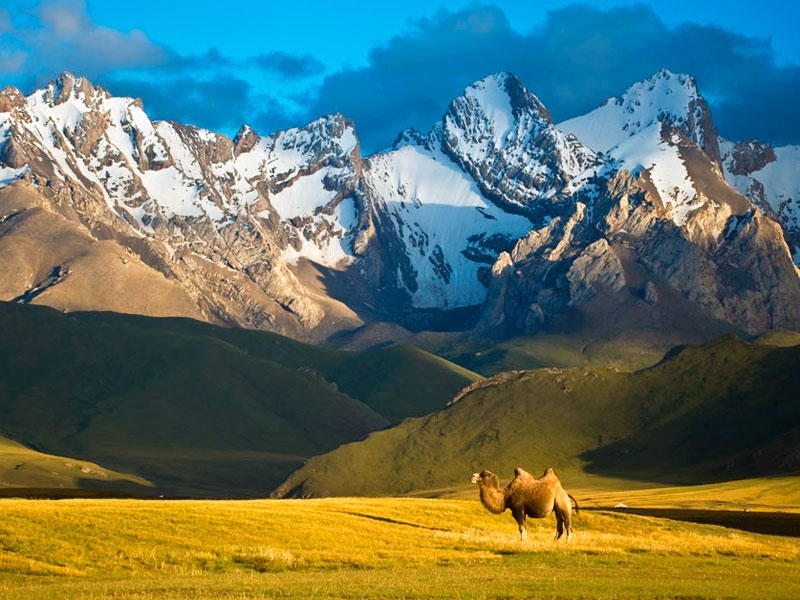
[0,496,799,599]
[577,474,800,511]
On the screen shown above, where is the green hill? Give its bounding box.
[429,333,667,376]
[753,329,800,348]
[273,336,800,497]
[423,321,749,377]
[0,302,479,496]
[415,284,744,377]
[0,435,153,494]
[70,310,480,423]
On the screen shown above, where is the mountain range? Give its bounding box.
[0,69,798,344]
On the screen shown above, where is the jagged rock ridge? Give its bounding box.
[719,139,800,265]
[0,69,798,339]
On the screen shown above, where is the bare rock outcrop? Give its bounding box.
[1,70,799,342]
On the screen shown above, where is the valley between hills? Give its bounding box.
[1,300,798,504]
[0,65,799,600]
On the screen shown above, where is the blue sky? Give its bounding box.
[1,1,799,152]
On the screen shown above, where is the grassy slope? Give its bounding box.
[71,310,481,423]
[419,279,747,377]
[0,436,152,492]
[0,303,477,496]
[425,332,678,376]
[275,336,800,497]
[580,474,800,511]
[434,317,800,379]
[0,302,386,496]
[754,329,800,348]
[0,497,798,599]
[417,474,800,514]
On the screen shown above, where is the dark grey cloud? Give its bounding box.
[303,4,800,151]
[251,52,324,79]
[303,6,521,150]
[162,47,235,71]
[106,76,253,133]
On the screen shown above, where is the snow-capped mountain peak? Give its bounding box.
[560,69,719,163]
[45,72,102,104]
[443,72,551,155]
[438,72,598,214]
[1,70,799,341]
[446,72,552,148]
[556,70,731,229]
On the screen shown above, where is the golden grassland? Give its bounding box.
[1,490,799,599]
[580,474,800,512]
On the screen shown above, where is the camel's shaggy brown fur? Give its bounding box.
[471,467,578,541]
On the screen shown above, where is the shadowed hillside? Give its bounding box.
[70,310,481,423]
[274,336,800,497]
[0,302,479,496]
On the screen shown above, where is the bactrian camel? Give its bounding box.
[471,467,578,540]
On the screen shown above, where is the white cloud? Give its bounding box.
[2,0,167,80]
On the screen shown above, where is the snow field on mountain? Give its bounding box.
[367,144,532,308]
[723,144,800,225]
[103,117,211,221]
[27,88,88,134]
[281,196,358,267]
[268,167,339,221]
[609,124,700,225]
[559,70,704,153]
[0,165,29,186]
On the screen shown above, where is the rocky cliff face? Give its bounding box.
[718,139,800,265]
[0,70,798,339]
[359,73,599,309]
[0,73,369,338]
[438,73,599,216]
[478,69,800,336]
[478,167,800,336]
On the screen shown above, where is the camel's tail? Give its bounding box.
[568,494,580,515]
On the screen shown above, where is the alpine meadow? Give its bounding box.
[1,1,799,599]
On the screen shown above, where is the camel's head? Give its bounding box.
[471,470,495,485]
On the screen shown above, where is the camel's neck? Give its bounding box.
[479,484,507,514]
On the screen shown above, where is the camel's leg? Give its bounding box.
[555,511,564,541]
[554,490,573,542]
[512,506,527,541]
